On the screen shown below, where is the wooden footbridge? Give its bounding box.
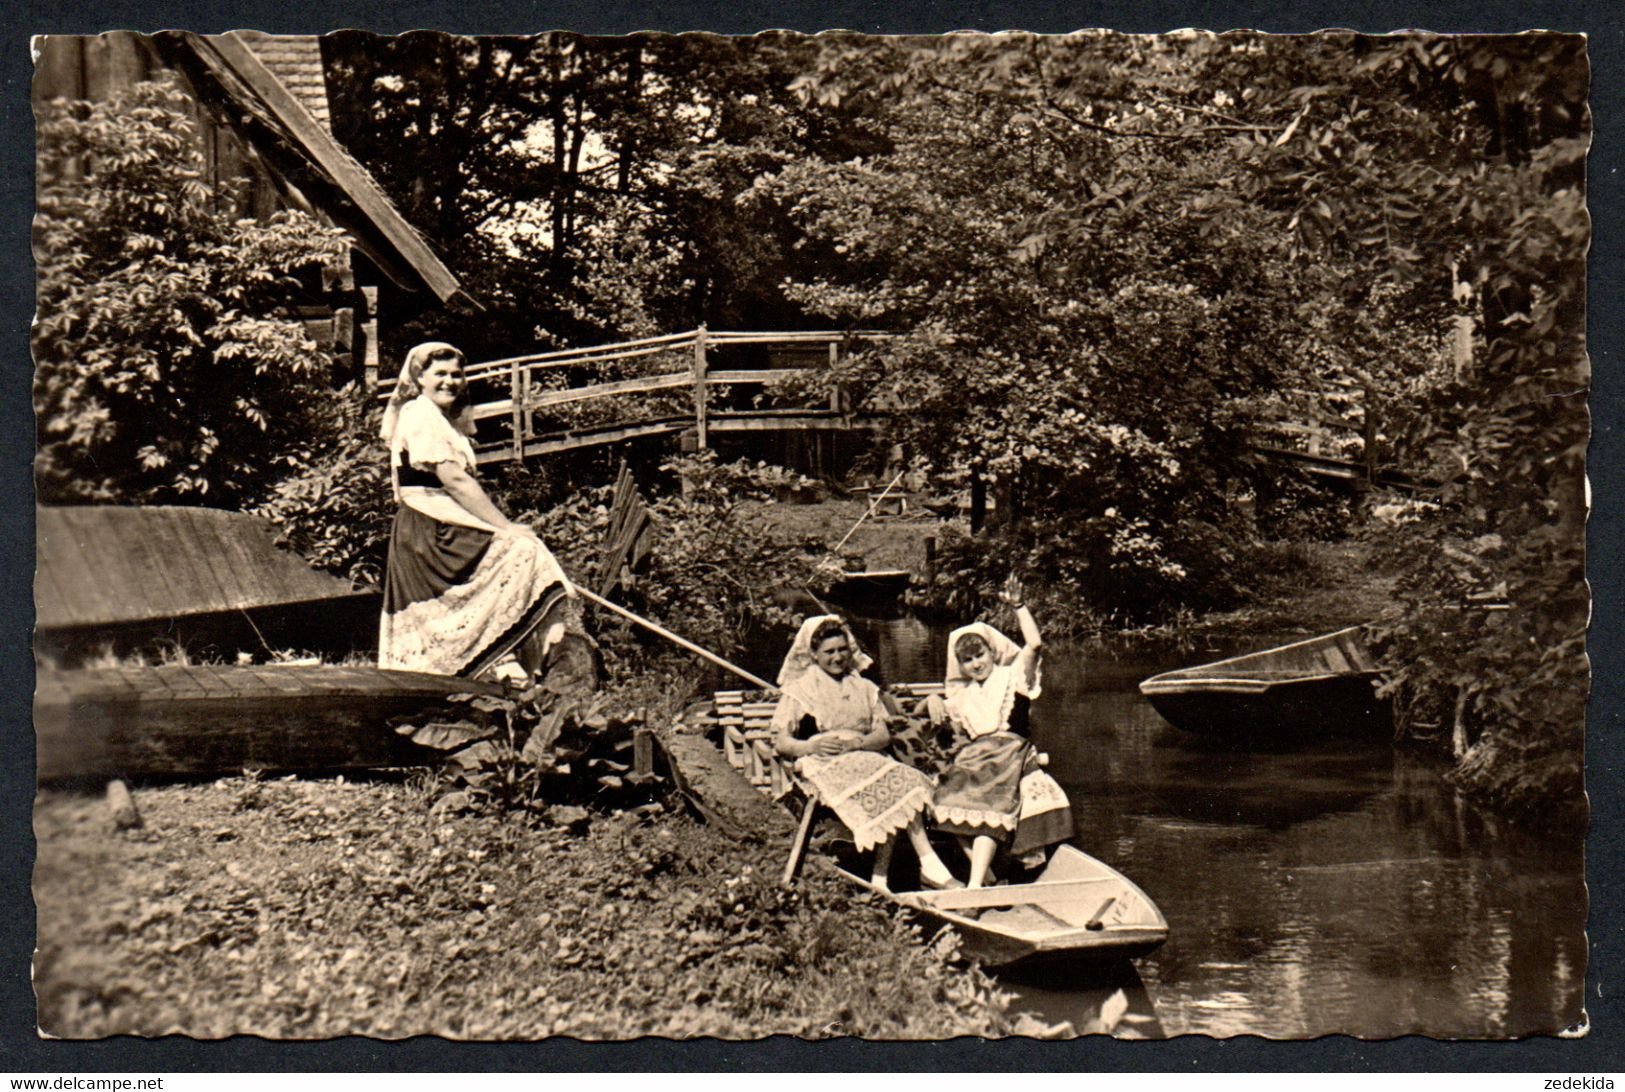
[380,327,1413,487]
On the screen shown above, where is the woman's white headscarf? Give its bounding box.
[943,621,1040,736]
[775,614,877,728]
[379,341,477,444]
[777,614,873,689]
[379,341,477,501]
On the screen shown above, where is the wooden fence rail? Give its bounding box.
[376,328,1409,484]
[378,327,896,463]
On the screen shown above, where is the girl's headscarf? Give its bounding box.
[776,614,874,689]
[379,341,477,444]
[943,621,1039,736]
[944,622,1023,690]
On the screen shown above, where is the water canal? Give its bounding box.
[748,614,1588,1039]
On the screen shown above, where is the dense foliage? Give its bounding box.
[516,453,818,668]
[34,80,350,505]
[773,33,1588,818]
[253,388,394,587]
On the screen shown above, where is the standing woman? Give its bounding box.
[931,579,1073,889]
[378,342,575,682]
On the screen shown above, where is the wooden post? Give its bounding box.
[510,356,525,463]
[924,536,937,582]
[520,364,534,458]
[828,338,843,413]
[629,724,657,785]
[105,779,142,831]
[1361,384,1378,483]
[360,286,379,388]
[690,325,709,451]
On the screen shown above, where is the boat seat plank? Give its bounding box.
[911,877,1120,913]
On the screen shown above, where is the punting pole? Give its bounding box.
[830,468,908,557]
[574,585,777,692]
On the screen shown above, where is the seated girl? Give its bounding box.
[929,580,1074,889]
[771,615,959,892]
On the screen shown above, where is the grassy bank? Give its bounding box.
[745,496,945,575]
[34,775,1015,1039]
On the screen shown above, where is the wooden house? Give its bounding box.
[32,31,478,385]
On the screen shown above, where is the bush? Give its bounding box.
[598,453,818,664]
[253,388,394,587]
[34,79,351,505]
[1255,474,1357,542]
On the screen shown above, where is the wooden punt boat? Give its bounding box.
[702,684,1169,968]
[1137,625,1390,740]
[35,663,503,782]
[825,568,912,607]
[840,844,1169,968]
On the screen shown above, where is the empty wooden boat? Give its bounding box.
[35,663,503,782]
[841,844,1169,968]
[825,568,912,607]
[1138,625,1390,740]
[35,505,380,665]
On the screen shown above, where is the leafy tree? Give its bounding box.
[1166,31,1587,820]
[781,31,1588,816]
[33,79,350,505]
[322,32,858,358]
[750,34,1330,617]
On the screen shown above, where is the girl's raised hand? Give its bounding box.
[997,573,1025,607]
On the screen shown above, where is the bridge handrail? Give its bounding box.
[378,328,899,393]
[466,367,817,422]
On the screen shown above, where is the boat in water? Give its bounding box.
[1138,625,1390,740]
[839,844,1169,968]
[701,684,1169,968]
[825,567,912,608]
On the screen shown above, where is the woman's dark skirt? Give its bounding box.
[379,506,571,678]
[931,731,1074,856]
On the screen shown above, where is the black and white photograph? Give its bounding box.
[27,25,1592,1045]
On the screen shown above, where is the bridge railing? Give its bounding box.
[377,330,1402,484]
[1251,381,1390,482]
[378,327,897,463]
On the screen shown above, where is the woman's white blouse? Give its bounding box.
[392,397,495,532]
[392,396,478,473]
